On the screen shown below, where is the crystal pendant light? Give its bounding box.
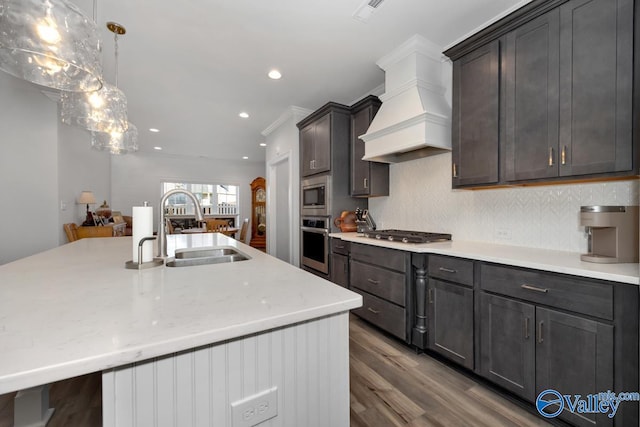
[91,121,138,154]
[0,0,103,92]
[60,21,127,133]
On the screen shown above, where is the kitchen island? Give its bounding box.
[0,234,361,426]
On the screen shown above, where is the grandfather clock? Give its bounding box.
[250,177,266,249]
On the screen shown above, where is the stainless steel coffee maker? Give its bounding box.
[580,206,639,263]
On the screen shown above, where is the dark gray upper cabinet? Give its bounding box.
[504,9,560,181]
[446,0,637,187]
[558,0,634,177]
[451,40,500,187]
[297,103,351,177]
[350,96,389,197]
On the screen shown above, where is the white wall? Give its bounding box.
[57,123,112,244]
[368,153,639,253]
[264,106,312,266]
[110,153,265,232]
[0,73,59,264]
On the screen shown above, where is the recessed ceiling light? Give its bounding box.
[268,69,282,80]
[242,156,249,160]
[239,112,249,118]
[259,143,267,147]
[149,128,160,133]
[153,146,162,150]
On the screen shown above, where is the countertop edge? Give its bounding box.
[330,233,640,285]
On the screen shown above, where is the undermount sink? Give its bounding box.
[166,246,250,267]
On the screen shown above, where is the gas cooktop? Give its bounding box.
[362,229,452,244]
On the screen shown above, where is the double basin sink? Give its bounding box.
[166,246,250,267]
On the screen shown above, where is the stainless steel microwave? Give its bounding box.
[301,175,331,216]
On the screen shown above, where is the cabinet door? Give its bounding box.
[312,113,331,174]
[504,10,560,182]
[558,0,633,176]
[330,253,349,288]
[351,105,372,196]
[427,279,474,369]
[479,293,535,401]
[536,307,614,427]
[300,125,315,177]
[452,40,500,187]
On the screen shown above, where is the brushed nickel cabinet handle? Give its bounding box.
[439,267,457,274]
[363,178,368,189]
[335,245,345,249]
[452,162,458,178]
[367,307,380,314]
[538,321,544,343]
[523,317,530,339]
[548,147,554,166]
[428,288,433,304]
[367,278,380,285]
[521,284,548,293]
[561,146,567,165]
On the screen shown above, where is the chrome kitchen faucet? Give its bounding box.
[157,189,204,258]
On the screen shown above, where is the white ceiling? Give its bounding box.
[72,0,528,161]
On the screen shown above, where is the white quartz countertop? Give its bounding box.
[0,234,361,394]
[331,232,639,285]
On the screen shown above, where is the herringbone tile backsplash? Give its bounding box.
[368,153,639,253]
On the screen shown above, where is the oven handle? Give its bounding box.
[301,226,329,235]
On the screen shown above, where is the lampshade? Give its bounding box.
[77,191,96,205]
[60,84,128,133]
[91,121,138,154]
[0,0,103,92]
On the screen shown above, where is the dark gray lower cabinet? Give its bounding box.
[536,307,614,427]
[330,253,348,287]
[479,293,535,401]
[427,279,474,369]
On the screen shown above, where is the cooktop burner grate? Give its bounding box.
[362,229,452,244]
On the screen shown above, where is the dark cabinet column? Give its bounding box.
[411,254,428,349]
[504,9,560,182]
[558,0,634,176]
[452,40,501,187]
[479,293,535,401]
[330,253,349,288]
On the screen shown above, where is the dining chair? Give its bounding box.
[63,223,79,242]
[238,218,249,243]
[205,219,230,232]
[166,218,176,234]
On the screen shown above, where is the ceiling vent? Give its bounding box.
[352,0,386,23]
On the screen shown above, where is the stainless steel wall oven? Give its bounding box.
[300,216,329,275]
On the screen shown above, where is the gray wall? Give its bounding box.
[0,73,59,264]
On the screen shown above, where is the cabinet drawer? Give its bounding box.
[352,290,406,340]
[480,263,613,320]
[350,261,405,306]
[331,238,350,256]
[350,243,407,272]
[428,255,474,287]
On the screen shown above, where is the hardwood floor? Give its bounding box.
[349,315,551,427]
[0,316,551,427]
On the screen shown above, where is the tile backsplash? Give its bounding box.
[368,153,639,253]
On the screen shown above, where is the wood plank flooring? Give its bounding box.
[0,315,551,426]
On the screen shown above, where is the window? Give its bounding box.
[162,182,239,216]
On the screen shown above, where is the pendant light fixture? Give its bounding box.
[0,0,103,92]
[91,121,138,154]
[60,20,128,133]
[90,22,138,155]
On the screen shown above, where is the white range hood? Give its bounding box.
[361,35,451,163]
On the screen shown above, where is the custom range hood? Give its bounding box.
[361,35,451,163]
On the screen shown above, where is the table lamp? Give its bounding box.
[77,191,96,225]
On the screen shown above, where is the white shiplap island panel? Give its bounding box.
[0,234,361,426]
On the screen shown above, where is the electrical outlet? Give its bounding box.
[60,200,67,211]
[231,387,277,427]
[495,227,512,241]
